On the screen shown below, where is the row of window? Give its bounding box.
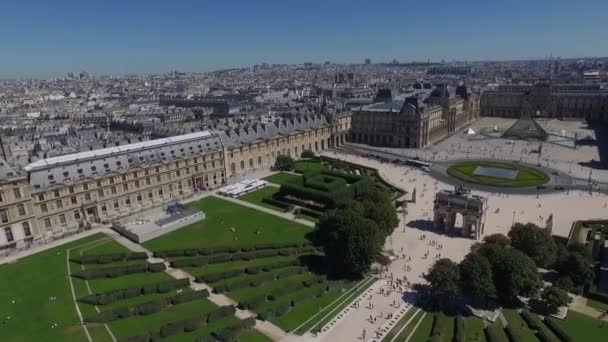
[39,162,223,202]
[0,204,28,223]
[0,187,23,203]
[3,222,32,243]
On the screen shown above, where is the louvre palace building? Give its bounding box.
[480,83,608,121]
[0,113,350,250]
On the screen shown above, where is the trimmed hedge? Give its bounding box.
[147,262,166,272]
[207,305,236,323]
[212,317,256,342]
[171,289,210,305]
[78,278,189,305]
[155,242,311,259]
[84,289,209,323]
[117,305,236,342]
[430,314,447,338]
[238,294,267,310]
[197,269,244,283]
[485,323,505,342]
[195,259,301,284]
[73,262,148,280]
[172,247,314,269]
[455,316,466,342]
[521,309,542,330]
[70,252,148,264]
[544,317,572,342]
[536,329,559,342]
[505,325,521,342]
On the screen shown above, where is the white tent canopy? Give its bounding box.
[466,127,476,135]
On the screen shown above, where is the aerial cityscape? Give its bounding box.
[1,1,608,342]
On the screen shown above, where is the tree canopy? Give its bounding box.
[541,286,572,314]
[491,247,542,301]
[316,203,383,277]
[459,253,496,301]
[273,155,295,171]
[300,150,315,159]
[508,223,557,268]
[554,251,594,288]
[424,258,460,309]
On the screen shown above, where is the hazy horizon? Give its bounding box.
[2,0,607,79]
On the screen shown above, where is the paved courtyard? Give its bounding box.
[355,117,608,183]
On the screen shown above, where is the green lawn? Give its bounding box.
[552,310,608,342]
[486,321,509,342]
[465,316,487,342]
[109,299,217,339]
[238,329,273,342]
[447,161,549,187]
[143,196,312,251]
[503,309,538,342]
[409,312,434,342]
[263,172,303,186]
[163,315,241,342]
[0,233,111,342]
[239,186,281,209]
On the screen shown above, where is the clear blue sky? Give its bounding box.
[1,0,606,78]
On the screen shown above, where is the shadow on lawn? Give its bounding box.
[298,254,364,282]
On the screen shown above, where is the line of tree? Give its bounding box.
[314,186,398,278]
[424,223,585,314]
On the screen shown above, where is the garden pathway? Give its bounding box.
[571,295,608,322]
[99,228,288,341]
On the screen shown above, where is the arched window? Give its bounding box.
[240,160,245,170]
[257,156,262,166]
[230,163,236,173]
[249,158,254,168]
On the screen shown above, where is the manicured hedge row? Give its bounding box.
[237,275,326,311]
[320,169,364,184]
[84,290,210,323]
[213,267,305,293]
[277,183,350,209]
[70,251,148,264]
[79,278,190,305]
[73,261,165,280]
[171,247,315,269]
[212,317,256,342]
[521,309,542,330]
[455,316,466,342]
[298,207,324,219]
[262,196,292,210]
[118,305,236,342]
[195,259,301,284]
[303,172,348,192]
[258,284,328,321]
[586,288,608,306]
[485,323,505,342]
[544,317,572,342]
[505,325,521,342]
[536,329,559,342]
[154,242,311,259]
[430,314,448,339]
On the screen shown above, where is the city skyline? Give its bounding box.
[2,0,608,78]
